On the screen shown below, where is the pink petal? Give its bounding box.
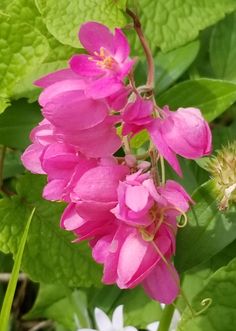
[148,120,182,176]
[43,94,108,131]
[74,165,128,203]
[38,80,85,107]
[21,144,45,174]
[92,234,114,263]
[43,179,66,201]
[114,28,130,62]
[79,22,114,54]
[69,54,104,77]
[125,185,149,212]
[85,76,123,99]
[143,261,180,304]
[60,203,84,230]
[34,69,79,88]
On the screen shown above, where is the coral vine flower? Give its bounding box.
[148,107,212,176]
[70,22,135,98]
[122,96,153,135]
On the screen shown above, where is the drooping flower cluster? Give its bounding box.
[21,21,212,304]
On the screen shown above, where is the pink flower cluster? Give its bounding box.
[21,22,212,304]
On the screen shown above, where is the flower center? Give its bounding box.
[93,47,118,70]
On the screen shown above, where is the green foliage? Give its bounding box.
[176,181,236,272]
[25,284,91,330]
[0,100,42,150]
[155,41,200,93]
[0,13,49,112]
[137,0,236,52]
[0,208,35,331]
[210,12,236,82]
[40,0,127,48]
[158,79,236,122]
[178,257,236,331]
[0,173,102,287]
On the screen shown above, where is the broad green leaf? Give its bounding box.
[25,284,91,329]
[0,97,10,114]
[41,0,127,48]
[0,0,13,10]
[0,15,49,101]
[175,181,236,272]
[155,41,200,93]
[137,0,236,52]
[0,208,35,331]
[0,173,102,287]
[210,12,236,82]
[158,79,236,122]
[0,100,42,150]
[6,0,78,101]
[178,257,236,331]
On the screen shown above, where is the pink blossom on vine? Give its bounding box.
[70,22,135,98]
[148,107,212,176]
[122,96,153,135]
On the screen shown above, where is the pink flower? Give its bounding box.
[70,22,135,98]
[122,96,153,135]
[41,143,97,202]
[148,107,212,176]
[90,172,191,303]
[112,171,192,227]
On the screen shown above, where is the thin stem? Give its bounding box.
[160,156,165,184]
[157,304,175,331]
[0,145,6,189]
[126,8,155,89]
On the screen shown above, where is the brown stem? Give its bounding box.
[126,8,155,90]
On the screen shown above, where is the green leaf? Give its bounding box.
[0,208,35,331]
[112,287,162,328]
[178,257,236,331]
[130,129,149,149]
[0,100,42,150]
[210,12,236,82]
[0,15,49,100]
[158,79,236,122]
[3,149,24,179]
[0,97,10,114]
[0,173,102,287]
[137,0,236,52]
[6,0,78,102]
[25,284,91,329]
[41,0,127,48]
[175,181,236,273]
[155,41,200,93]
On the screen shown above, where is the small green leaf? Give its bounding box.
[41,0,127,48]
[130,130,149,149]
[0,173,102,287]
[0,100,42,150]
[0,208,35,331]
[210,12,236,82]
[175,181,236,272]
[158,79,236,122]
[178,257,236,331]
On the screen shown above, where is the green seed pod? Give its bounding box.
[208,142,236,210]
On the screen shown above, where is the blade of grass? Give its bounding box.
[0,208,35,331]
